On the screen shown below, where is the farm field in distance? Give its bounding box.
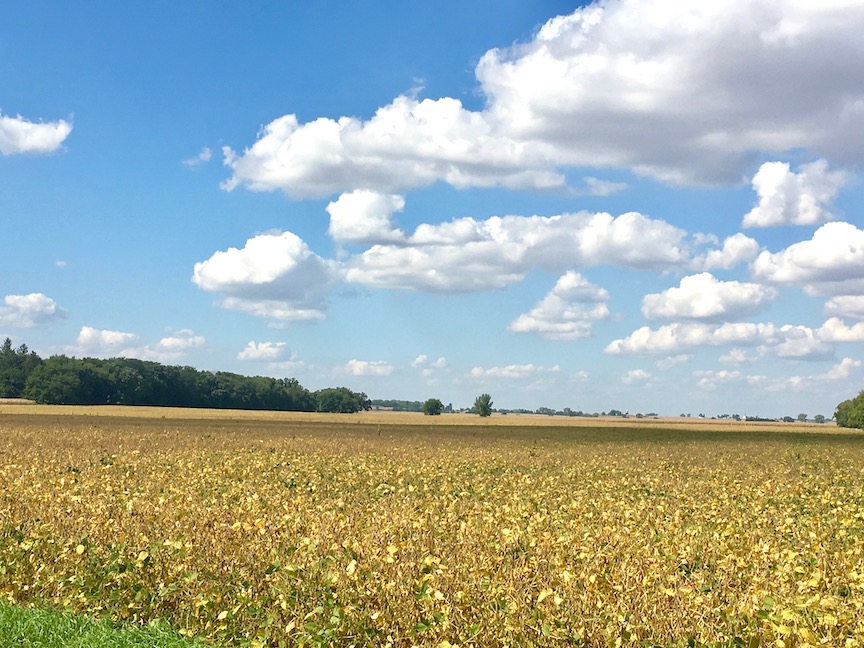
[1,405,863,647]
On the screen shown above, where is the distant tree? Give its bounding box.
[836,391,864,429]
[814,414,826,424]
[782,416,795,423]
[474,393,493,417]
[314,387,371,413]
[797,413,808,422]
[422,398,443,416]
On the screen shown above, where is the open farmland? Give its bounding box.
[1,407,863,647]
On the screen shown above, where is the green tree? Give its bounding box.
[422,398,443,416]
[814,414,825,424]
[836,391,864,429]
[797,413,808,422]
[474,393,493,417]
[0,339,43,398]
[314,387,371,413]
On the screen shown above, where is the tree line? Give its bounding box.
[0,338,370,413]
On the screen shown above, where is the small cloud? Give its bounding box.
[576,176,628,196]
[654,354,691,370]
[622,369,653,385]
[413,354,447,369]
[822,358,862,381]
[71,326,204,362]
[326,190,406,245]
[193,231,334,324]
[346,359,394,376]
[238,341,287,361]
[641,273,776,321]
[74,326,140,356]
[817,318,864,343]
[0,293,68,328]
[693,233,760,271]
[183,147,212,168]
[825,296,864,321]
[0,112,72,155]
[719,348,753,365]
[742,160,846,228]
[470,364,560,379]
[54,260,67,269]
[509,271,610,340]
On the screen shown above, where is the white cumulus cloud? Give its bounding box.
[74,326,140,356]
[326,190,406,245]
[237,341,287,360]
[817,318,864,342]
[605,321,832,359]
[742,160,847,228]
[0,112,72,155]
[346,359,394,376]
[156,330,205,351]
[192,231,333,322]
[509,271,610,340]
[344,210,689,292]
[72,326,205,362]
[641,273,777,321]
[752,221,864,295]
[694,233,760,271]
[622,369,653,385]
[0,293,67,328]
[823,357,862,381]
[221,96,562,198]
[470,364,560,379]
[223,1,864,194]
[825,296,864,320]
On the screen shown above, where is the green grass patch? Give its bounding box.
[0,602,204,648]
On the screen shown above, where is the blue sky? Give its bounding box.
[3,0,864,417]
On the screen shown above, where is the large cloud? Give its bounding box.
[222,97,562,198]
[0,293,67,328]
[0,113,72,155]
[477,1,864,185]
[605,321,837,358]
[742,160,847,228]
[752,222,864,295]
[344,211,690,292]
[192,231,334,322]
[224,1,864,194]
[642,273,777,321]
[509,271,610,340]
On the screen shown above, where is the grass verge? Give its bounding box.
[0,602,203,648]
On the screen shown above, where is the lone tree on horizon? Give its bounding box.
[422,398,443,416]
[474,393,493,417]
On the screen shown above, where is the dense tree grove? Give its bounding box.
[0,339,42,398]
[836,391,864,430]
[0,339,369,413]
